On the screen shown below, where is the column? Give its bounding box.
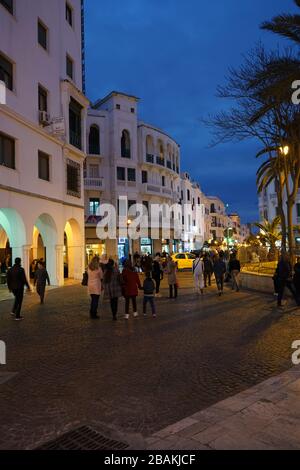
[56,245,64,286]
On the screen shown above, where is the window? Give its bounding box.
[131,108,135,113]
[69,98,82,149]
[127,168,136,182]
[66,160,81,197]
[121,130,131,158]
[89,164,99,178]
[66,2,73,26]
[128,200,136,209]
[38,20,48,50]
[162,176,165,187]
[89,198,100,215]
[0,0,13,14]
[198,197,200,205]
[297,204,300,217]
[38,85,48,112]
[66,54,74,79]
[210,204,215,213]
[142,170,148,184]
[38,151,50,181]
[176,254,185,260]
[117,167,125,181]
[0,131,15,169]
[116,104,120,110]
[89,125,100,155]
[187,189,190,201]
[0,52,13,91]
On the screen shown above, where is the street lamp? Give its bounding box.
[127,219,132,260]
[279,145,289,156]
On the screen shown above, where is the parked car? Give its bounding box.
[171,252,196,270]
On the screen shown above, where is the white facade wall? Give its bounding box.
[0,0,88,285]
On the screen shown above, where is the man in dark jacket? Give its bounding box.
[213,253,227,296]
[7,258,30,320]
[203,253,213,287]
[277,253,300,308]
[152,253,163,297]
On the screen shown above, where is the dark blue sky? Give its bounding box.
[85,0,297,223]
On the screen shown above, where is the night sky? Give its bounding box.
[85,0,298,223]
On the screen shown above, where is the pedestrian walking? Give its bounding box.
[6,257,31,320]
[213,253,226,296]
[152,253,163,297]
[87,256,104,319]
[143,272,156,317]
[165,255,178,299]
[103,259,122,321]
[121,260,142,319]
[228,253,241,292]
[193,253,204,295]
[277,253,300,308]
[203,253,213,287]
[34,261,50,304]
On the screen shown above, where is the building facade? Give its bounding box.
[83,91,247,261]
[0,0,89,285]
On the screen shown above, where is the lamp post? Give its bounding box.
[127,219,132,261]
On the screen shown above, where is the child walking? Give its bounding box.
[143,272,156,318]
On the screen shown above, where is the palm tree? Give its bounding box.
[261,1,300,45]
[256,153,287,251]
[253,216,282,260]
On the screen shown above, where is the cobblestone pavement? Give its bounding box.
[0,273,299,449]
[147,366,300,450]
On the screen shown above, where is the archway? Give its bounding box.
[0,208,27,277]
[32,213,58,285]
[64,218,83,281]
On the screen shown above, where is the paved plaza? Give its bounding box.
[0,273,299,449]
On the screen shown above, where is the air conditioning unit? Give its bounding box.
[39,111,50,125]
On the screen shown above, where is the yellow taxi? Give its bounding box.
[171,252,196,270]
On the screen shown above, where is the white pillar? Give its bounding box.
[55,245,64,286]
[22,245,31,282]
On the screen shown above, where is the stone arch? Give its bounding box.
[33,213,59,285]
[64,218,83,280]
[0,208,28,274]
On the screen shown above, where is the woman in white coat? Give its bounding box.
[87,256,103,319]
[193,254,204,295]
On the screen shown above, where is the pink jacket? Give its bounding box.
[87,267,103,295]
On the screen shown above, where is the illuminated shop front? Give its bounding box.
[140,238,153,255]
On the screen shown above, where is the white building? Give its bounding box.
[84,91,209,260]
[0,0,89,285]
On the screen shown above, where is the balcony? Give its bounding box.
[143,183,173,199]
[84,177,105,191]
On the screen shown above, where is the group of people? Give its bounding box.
[5,257,50,320]
[86,253,179,320]
[192,251,241,296]
[273,253,300,308]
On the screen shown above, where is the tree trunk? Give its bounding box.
[287,199,296,265]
